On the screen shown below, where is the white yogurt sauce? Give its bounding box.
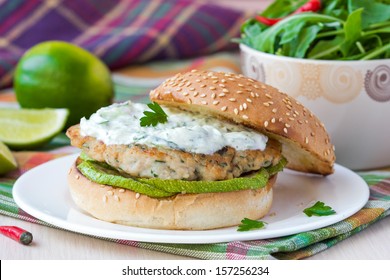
[80,101,267,154]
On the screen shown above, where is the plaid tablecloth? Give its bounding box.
[1,52,390,259]
[0,0,250,89]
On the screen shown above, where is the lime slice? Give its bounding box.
[0,108,69,149]
[0,141,17,174]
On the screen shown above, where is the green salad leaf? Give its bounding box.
[239,0,390,60]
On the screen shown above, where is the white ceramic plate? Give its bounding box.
[13,154,369,244]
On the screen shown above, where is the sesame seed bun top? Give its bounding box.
[150,70,335,175]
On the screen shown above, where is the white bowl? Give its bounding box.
[240,43,390,170]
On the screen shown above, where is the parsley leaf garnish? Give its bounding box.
[303,201,336,217]
[140,102,168,127]
[237,218,267,232]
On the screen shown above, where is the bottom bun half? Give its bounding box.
[68,160,276,230]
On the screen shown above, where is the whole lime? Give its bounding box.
[14,41,114,127]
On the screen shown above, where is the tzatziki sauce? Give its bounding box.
[80,101,267,154]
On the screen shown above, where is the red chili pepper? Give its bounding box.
[255,0,322,26]
[0,226,33,245]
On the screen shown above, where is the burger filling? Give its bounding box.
[67,101,286,197]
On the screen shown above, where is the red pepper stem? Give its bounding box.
[0,226,33,245]
[255,0,322,26]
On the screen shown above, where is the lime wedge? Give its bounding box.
[0,108,69,149]
[0,141,17,174]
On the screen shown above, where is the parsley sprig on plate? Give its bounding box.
[140,102,168,127]
[237,218,267,232]
[303,201,336,217]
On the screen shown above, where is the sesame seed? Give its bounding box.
[238,84,244,87]
[271,118,276,123]
[286,104,292,110]
[229,98,237,102]
[201,101,208,105]
[311,132,315,137]
[265,93,272,99]
[75,175,80,180]
[289,117,295,121]
[234,108,239,115]
[119,189,125,193]
[102,195,107,203]
[209,86,216,90]
[285,123,291,128]
[279,118,283,122]
[212,80,219,84]
[255,93,259,97]
[284,128,288,134]
[298,120,303,124]
[222,88,229,93]
[135,193,140,199]
[219,84,225,88]
[186,82,192,86]
[246,98,252,103]
[211,93,216,99]
[221,79,226,83]
[272,108,277,113]
[218,93,226,97]
[242,114,249,119]
[114,195,120,202]
[264,121,269,127]
[294,110,300,116]
[200,94,206,98]
[183,92,189,96]
[187,99,192,104]
[221,106,227,111]
[250,92,255,98]
[243,103,248,110]
[263,102,270,107]
[189,87,195,91]
[305,137,309,144]
[191,69,197,73]
[200,84,207,88]
[213,100,220,105]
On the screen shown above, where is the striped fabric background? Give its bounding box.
[0,0,250,89]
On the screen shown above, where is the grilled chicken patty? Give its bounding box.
[67,125,282,181]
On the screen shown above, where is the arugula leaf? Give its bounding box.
[303,201,336,217]
[140,102,168,127]
[237,218,267,232]
[240,0,390,60]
